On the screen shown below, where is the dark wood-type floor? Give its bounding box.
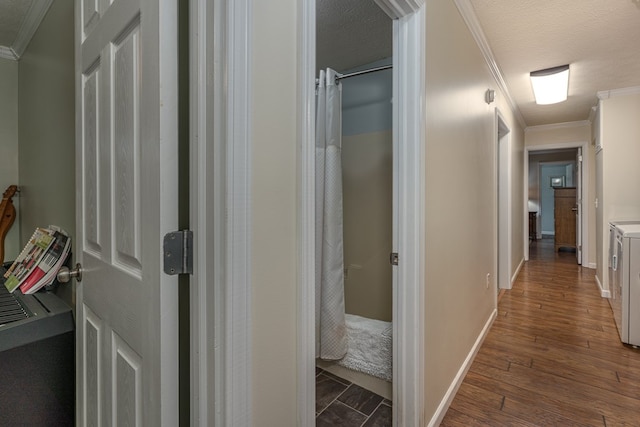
[316,368,391,426]
[442,238,640,426]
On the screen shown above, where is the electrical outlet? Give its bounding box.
[486,273,491,289]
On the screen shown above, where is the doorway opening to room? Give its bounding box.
[314,1,394,420]
[303,1,426,426]
[525,143,588,267]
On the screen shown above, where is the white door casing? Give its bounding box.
[576,147,583,264]
[75,0,179,425]
[189,0,253,425]
[497,110,511,289]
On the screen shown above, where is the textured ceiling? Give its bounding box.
[319,0,640,127]
[469,0,640,126]
[0,0,33,48]
[316,0,392,72]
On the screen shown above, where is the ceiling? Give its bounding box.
[316,0,392,72]
[318,0,640,128]
[5,1,638,127]
[0,0,51,60]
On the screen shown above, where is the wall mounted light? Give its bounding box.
[530,65,570,105]
[485,89,495,104]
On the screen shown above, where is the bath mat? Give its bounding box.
[337,314,392,381]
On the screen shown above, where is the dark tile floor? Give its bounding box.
[316,368,391,426]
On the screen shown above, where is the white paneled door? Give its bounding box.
[75,0,179,425]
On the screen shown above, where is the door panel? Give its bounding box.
[76,0,179,425]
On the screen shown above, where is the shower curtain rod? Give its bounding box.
[336,64,393,81]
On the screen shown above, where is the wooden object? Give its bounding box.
[442,238,640,425]
[553,187,576,252]
[528,212,537,241]
[0,185,17,264]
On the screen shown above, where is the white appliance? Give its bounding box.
[611,223,640,346]
[608,221,640,312]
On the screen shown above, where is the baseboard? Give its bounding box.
[428,308,497,427]
[588,262,596,269]
[595,275,611,298]
[511,258,524,286]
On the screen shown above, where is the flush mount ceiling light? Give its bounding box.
[530,65,570,105]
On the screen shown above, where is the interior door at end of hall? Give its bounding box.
[76,0,179,425]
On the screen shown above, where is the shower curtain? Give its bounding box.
[315,68,347,360]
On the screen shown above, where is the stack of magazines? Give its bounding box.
[3,226,71,294]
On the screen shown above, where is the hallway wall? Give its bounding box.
[425,1,525,420]
[0,58,20,261]
[17,0,75,306]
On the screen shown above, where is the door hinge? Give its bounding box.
[390,252,399,266]
[578,155,583,162]
[163,230,193,275]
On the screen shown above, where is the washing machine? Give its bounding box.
[612,223,640,346]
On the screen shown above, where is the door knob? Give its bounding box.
[57,263,83,283]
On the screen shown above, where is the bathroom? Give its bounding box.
[315,1,394,422]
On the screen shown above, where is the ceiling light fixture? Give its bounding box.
[530,65,570,105]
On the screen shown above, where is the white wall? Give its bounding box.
[342,130,392,321]
[596,91,640,290]
[17,0,75,305]
[425,0,524,418]
[251,0,298,424]
[0,58,20,262]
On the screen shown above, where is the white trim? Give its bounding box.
[190,0,252,425]
[588,262,597,269]
[11,0,54,59]
[496,109,512,290]
[595,275,610,298]
[0,46,18,60]
[524,140,590,267]
[428,309,497,427]
[597,86,640,100]
[374,0,424,19]
[393,7,426,426]
[296,0,316,424]
[226,1,252,425]
[453,0,526,129]
[525,120,591,133]
[511,257,524,286]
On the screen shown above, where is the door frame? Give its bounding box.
[189,0,252,425]
[524,141,590,266]
[297,1,426,426]
[496,109,512,290]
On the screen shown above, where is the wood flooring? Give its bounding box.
[441,238,640,426]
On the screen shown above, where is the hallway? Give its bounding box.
[441,238,640,425]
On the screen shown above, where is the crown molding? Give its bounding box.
[525,120,591,133]
[0,46,18,61]
[8,0,54,60]
[453,0,527,129]
[374,0,423,19]
[597,86,640,100]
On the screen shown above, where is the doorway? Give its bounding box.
[524,143,589,265]
[298,1,426,425]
